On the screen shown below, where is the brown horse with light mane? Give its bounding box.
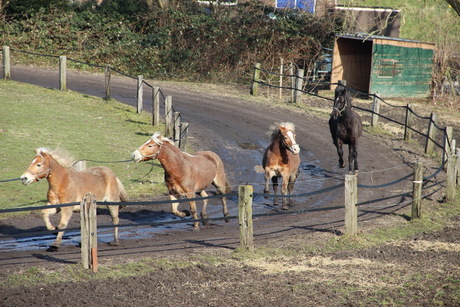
[262,122,301,210]
[132,133,231,228]
[21,147,128,251]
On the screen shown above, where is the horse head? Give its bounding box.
[21,148,51,185]
[331,86,350,120]
[132,132,164,162]
[279,124,300,155]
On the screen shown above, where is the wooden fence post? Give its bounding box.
[446,149,457,203]
[344,174,358,236]
[290,63,294,102]
[180,122,189,150]
[404,104,413,141]
[293,68,304,103]
[174,111,181,147]
[371,93,380,127]
[80,193,97,271]
[425,113,437,155]
[411,162,423,219]
[59,56,66,91]
[250,63,260,96]
[443,126,453,167]
[137,75,143,113]
[238,185,254,252]
[2,46,10,80]
[279,58,284,100]
[152,87,160,126]
[104,65,111,101]
[165,96,173,138]
[457,148,460,187]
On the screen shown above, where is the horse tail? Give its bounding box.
[116,177,129,202]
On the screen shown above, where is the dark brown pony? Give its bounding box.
[262,122,301,210]
[328,85,363,174]
[21,147,128,251]
[132,133,231,228]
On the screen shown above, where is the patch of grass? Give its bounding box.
[0,80,166,215]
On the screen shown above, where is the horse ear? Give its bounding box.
[151,132,163,144]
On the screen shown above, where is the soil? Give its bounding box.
[1,66,459,306]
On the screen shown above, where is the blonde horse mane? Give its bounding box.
[35,147,76,168]
[152,132,175,146]
[269,122,296,141]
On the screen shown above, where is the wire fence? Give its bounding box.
[252,63,454,158]
[0,52,456,251]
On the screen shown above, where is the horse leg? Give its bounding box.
[263,171,271,195]
[272,176,279,206]
[48,207,73,251]
[42,202,59,231]
[200,190,210,226]
[287,170,299,206]
[188,196,200,229]
[350,143,359,174]
[280,174,290,210]
[107,204,120,246]
[336,139,345,168]
[170,194,187,218]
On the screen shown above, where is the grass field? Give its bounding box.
[0,81,166,214]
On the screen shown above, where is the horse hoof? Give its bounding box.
[46,246,59,252]
[182,210,191,217]
[281,205,289,211]
[108,241,119,246]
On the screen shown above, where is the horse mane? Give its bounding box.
[152,133,175,146]
[269,122,296,141]
[35,147,76,168]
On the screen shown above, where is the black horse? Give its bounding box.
[328,85,363,174]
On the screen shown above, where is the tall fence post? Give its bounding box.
[180,122,189,150]
[443,126,453,168]
[250,63,260,96]
[293,68,304,103]
[457,147,460,187]
[238,185,254,252]
[404,104,413,141]
[2,46,10,80]
[279,58,283,100]
[137,75,143,113]
[80,193,97,272]
[59,56,66,91]
[371,93,380,127]
[411,162,423,219]
[165,96,173,138]
[104,65,111,101]
[174,111,181,147]
[344,174,358,236]
[425,113,437,155]
[152,87,160,127]
[446,147,457,203]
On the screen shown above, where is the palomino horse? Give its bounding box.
[21,147,128,251]
[132,133,231,228]
[262,122,301,210]
[328,85,363,174]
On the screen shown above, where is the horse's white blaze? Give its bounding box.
[286,131,300,155]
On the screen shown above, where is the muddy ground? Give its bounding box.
[0,66,459,306]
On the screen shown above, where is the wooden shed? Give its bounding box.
[331,34,435,98]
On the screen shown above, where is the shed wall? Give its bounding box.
[370,43,434,97]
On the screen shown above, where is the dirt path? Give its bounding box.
[0,66,445,270]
